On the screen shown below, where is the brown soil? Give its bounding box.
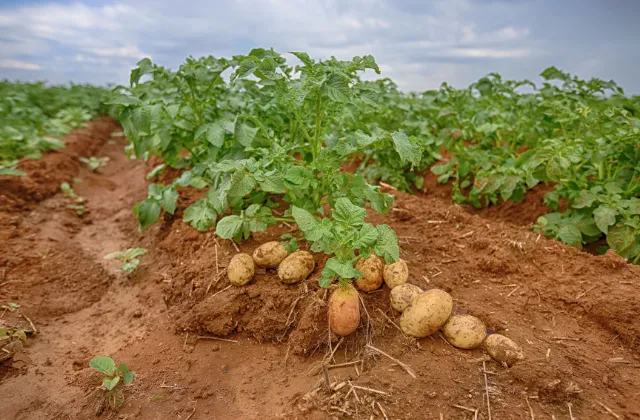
[1,120,639,419]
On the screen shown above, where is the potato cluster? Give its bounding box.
[226,243,524,366]
[226,242,316,287]
[385,261,524,367]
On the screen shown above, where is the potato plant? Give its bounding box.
[104,248,147,275]
[89,357,136,408]
[110,49,417,287]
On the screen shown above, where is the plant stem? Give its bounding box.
[313,94,323,161]
[274,217,295,223]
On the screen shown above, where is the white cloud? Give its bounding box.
[0,59,40,70]
[445,47,532,58]
[493,26,530,42]
[84,46,147,59]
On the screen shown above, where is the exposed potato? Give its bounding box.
[227,253,255,286]
[383,258,408,289]
[442,315,486,349]
[400,289,452,337]
[277,251,315,284]
[252,241,288,268]
[390,283,423,312]
[484,334,524,367]
[328,283,360,336]
[354,254,384,292]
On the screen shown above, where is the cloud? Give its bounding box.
[0,0,638,93]
[84,46,147,59]
[0,59,40,71]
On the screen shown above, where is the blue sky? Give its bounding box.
[1,0,639,93]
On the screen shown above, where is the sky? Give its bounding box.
[1,0,639,93]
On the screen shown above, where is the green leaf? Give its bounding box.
[235,57,260,80]
[573,214,601,237]
[105,93,142,107]
[540,66,567,81]
[133,199,161,230]
[374,225,399,264]
[123,370,136,385]
[146,164,166,180]
[361,55,380,73]
[258,173,286,193]
[131,106,152,136]
[593,206,618,235]
[325,73,350,103]
[285,166,310,186]
[356,223,379,249]
[332,198,366,228]
[215,215,244,240]
[90,357,116,376]
[290,52,314,67]
[391,131,421,166]
[324,257,362,279]
[318,275,333,289]
[183,199,218,232]
[117,364,136,385]
[607,224,640,260]
[195,122,225,147]
[500,175,520,201]
[103,376,120,391]
[125,248,147,259]
[557,225,583,248]
[572,190,597,209]
[475,78,493,95]
[160,187,178,215]
[364,184,393,214]
[228,172,256,197]
[292,206,322,241]
[235,122,259,147]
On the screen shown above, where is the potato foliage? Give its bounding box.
[109,50,640,264]
[0,82,113,176]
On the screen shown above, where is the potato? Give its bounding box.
[354,254,384,292]
[252,241,288,268]
[400,289,452,337]
[484,334,524,367]
[328,283,360,336]
[277,250,315,284]
[227,253,255,286]
[442,315,486,349]
[383,258,408,289]
[390,283,423,312]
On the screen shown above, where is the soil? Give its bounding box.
[1,119,640,419]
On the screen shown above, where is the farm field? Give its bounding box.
[1,50,640,419]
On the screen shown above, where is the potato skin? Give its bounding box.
[484,334,524,367]
[277,251,315,284]
[252,241,288,268]
[227,253,255,286]
[442,315,486,349]
[390,283,423,312]
[328,283,360,336]
[354,254,384,292]
[383,259,408,289]
[400,289,452,337]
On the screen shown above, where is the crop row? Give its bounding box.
[0,81,113,175]
[108,49,640,265]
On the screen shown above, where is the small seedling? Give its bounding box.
[104,248,147,275]
[61,182,86,216]
[80,156,109,171]
[0,328,27,342]
[89,357,136,408]
[1,302,20,312]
